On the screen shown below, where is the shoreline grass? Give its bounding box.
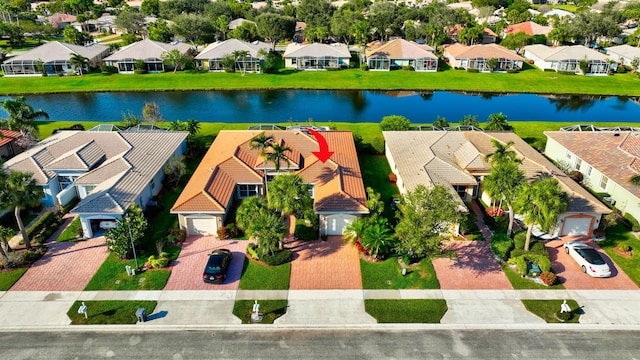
[2,68,640,96]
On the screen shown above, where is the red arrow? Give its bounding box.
[306,128,334,163]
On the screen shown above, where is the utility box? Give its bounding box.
[135,308,146,323]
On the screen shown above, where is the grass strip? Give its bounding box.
[365,299,447,323]
[521,299,581,323]
[361,256,440,289]
[238,257,290,290]
[233,300,288,324]
[67,300,157,325]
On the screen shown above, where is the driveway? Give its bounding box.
[163,236,248,290]
[546,237,637,290]
[288,236,362,290]
[432,239,513,290]
[10,237,109,291]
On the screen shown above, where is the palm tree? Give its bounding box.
[236,196,270,233]
[0,171,43,250]
[630,174,640,186]
[484,112,511,131]
[483,161,526,237]
[485,140,520,166]
[250,132,275,195]
[361,217,395,259]
[343,217,367,245]
[69,53,89,75]
[514,177,569,251]
[232,50,249,75]
[0,226,13,263]
[267,174,312,218]
[267,142,292,173]
[1,96,49,139]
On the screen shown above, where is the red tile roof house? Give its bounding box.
[545,130,640,226]
[171,130,369,237]
[0,130,25,160]
[2,128,188,238]
[502,21,553,38]
[384,130,609,238]
[443,43,524,72]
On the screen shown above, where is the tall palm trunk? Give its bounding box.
[15,206,31,250]
[0,244,8,263]
[507,203,515,237]
[525,223,533,252]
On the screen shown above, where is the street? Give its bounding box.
[0,329,638,359]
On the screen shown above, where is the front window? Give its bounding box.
[565,150,572,159]
[575,158,582,171]
[600,175,609,190]
[587,165,593,176]
[58,175,75,189]
[84,185,96,194]
[237,184,260,198]
[307,183,315,199]
[454,185,467,199]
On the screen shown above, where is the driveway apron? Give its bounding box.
[163,236,248,290]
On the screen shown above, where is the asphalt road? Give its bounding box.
[0,329,638,359]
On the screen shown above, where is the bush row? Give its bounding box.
[491,233,514,261]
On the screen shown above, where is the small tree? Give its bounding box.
[267,174,312,218]
[433,116,449,128]
[0,171,43,251]
[487,57,499,72]
[69,53,89,75]
[484,112,512,131]
[361,217,395,258]
[579,59,589,75]
[161,49,189,73]
[0,226,13,264]
[460,115,479,127]
[380,115,411,131]
[105,204,148,260]
[164,155,186,187]
[142,101,164,125]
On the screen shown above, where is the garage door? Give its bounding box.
[187,217,217,236]
[325,214,357,235]
[561,217,593,236]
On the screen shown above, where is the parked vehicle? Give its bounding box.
[564,241,611,278]
[203,249,232,284]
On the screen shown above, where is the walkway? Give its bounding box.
[163,236,248,291]
[432,201,513,290]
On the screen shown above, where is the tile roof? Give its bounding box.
[365,39,436,60]
[3,130,188,215]
[195,39,270,60]
[605,45,640,59]
[5,41,109,63]
[0,130,21,148]
[504,21,552,36]
[444,43,524,61]
[545,131,640,200]
[384,131,609,215]
[172,130,368,215]
[104,39,192,61]
[283,43,350,58]
[523,44,609,61]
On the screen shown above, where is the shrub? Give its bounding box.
[380,115,411,131]
[23,250,38,262]
[491,233,514,261]
[147,254,170,269]
[466,68,479,73]
[133,69,147,75]
[555,311,573,322]
[569,170,583,183]
[539,271,557,286]
[225,223,239,238]
[261,249,292,266]
[388,173,397,183]
[506,69,519,73]
[617,243,631,252]
[246,243,259,260]
[294,221,318,240]
[623,213,640,232]
[325,67,341,71]
[558,70,576,75]
[543,68,555,72]
[217,226,229,240]
[360,63,368,71]
[26,211,55,237]
[168,228,186,243]
[401,65,414,71]
[459,213,479,235]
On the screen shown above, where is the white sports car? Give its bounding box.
[563,241,611,278]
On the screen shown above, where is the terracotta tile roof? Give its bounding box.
[365,39,436,60]
[0,130,21,147]
[444,43,524,61]
[172,130,368,215]
[545,131,640,200]
[504,21,552,36]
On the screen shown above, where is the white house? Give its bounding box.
[283,43,351,70]
[605,45,640,67]
[103,39,192,74]
[545,129,640,225]
[195,39,270,72]
[443,43,524,72]
[523,44,611,75]
[2,128,188,238]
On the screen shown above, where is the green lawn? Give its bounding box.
[521,300,581,323]
[502,264,565,290]
[238,257,290,290]
[599,223,640,287]
[358,154,399,221]
[3,67,640,96]
[232,300,288,324]
[365,299,447,323]
[55,217,82,242]
[0,267,28,291]
[361,257,440,289]
[67,300,157,325]
[83,249,177,291]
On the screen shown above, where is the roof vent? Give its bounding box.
[209,167,214,172]
[614,133,620,136]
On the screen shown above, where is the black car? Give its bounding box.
[202,249,232,284]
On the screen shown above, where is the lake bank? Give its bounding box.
[4,67,640,97]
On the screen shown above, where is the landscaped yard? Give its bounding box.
[0,268,28,291]
[361,257,440,289]
[4,67,640,96]
[67,300,157,325]
[238,257,290,290]
[364,299,448,323]
[502,264,565,290]
[358,154,399,221]
[521,299,581,323]
[232,300,288,324]
[55,217,81,242]
[599,223,640,287]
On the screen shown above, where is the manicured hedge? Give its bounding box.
[491,233,514,261]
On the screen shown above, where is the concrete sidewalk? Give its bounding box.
[2,289,640,329]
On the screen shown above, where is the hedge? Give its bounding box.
[261,249,292,266]
[511,254,552,275]
[294,220,318,240]
[623,213,640,232]
[491,233,514,261]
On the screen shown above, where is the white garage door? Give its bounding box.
[561,217,593,236]
[187,217,217,236]
[325,214,357,235]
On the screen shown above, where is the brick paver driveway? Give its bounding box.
[546,237,637,290]
[432,239,513,290]
[164,236,248,290]
[289,236,362,290]
[11,237,109,291]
